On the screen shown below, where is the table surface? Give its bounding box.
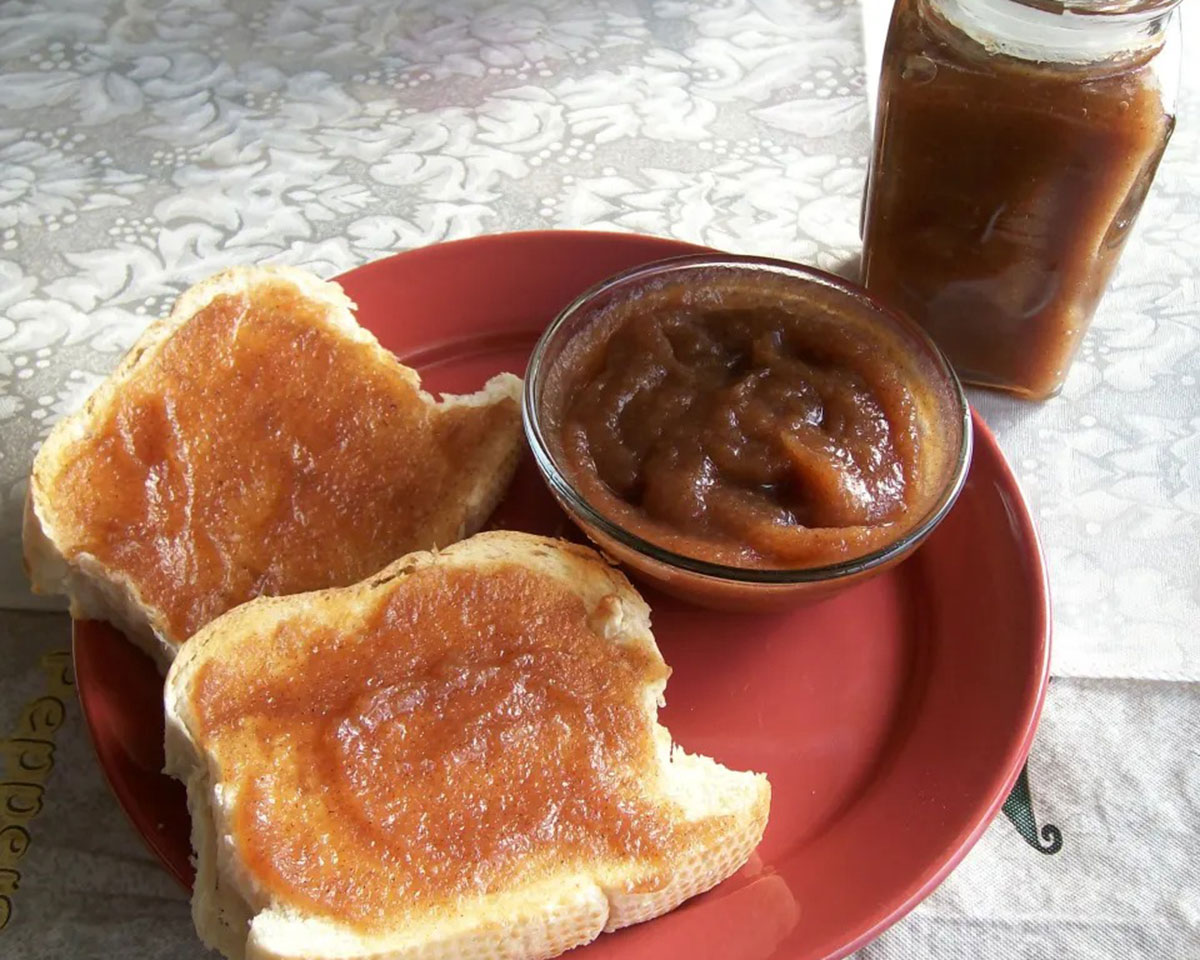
[1,2,1197,958]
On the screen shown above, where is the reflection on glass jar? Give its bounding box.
[862,0,1180,401]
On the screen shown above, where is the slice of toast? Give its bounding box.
[23,265,522,668]
[164,531,771,960]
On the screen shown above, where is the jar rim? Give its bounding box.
[1013,0,1179,15]
[929,0,1179,64]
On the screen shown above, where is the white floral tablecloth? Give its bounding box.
[1,2,1197,958]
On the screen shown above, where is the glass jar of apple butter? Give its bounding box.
[862,0,1180,400]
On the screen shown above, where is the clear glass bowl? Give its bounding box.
[523,255,974,611]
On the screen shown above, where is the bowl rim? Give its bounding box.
[523,253,974,585]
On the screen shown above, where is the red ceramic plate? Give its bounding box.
[73,231,1050,960]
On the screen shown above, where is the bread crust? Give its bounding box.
[164,531,770,960]
[24,265,522,669]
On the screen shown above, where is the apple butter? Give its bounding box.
[862,0,1178,400]
[45,281,519,646]
[192,562,695,929]
[542,263,962,569]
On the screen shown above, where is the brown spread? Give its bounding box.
[47,283,517,644]
[862,0,1175,399]
[542,266,959,569]
[192,563,688,929]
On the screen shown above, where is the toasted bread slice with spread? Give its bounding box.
[24,265,522,667]
[164,531,771,960]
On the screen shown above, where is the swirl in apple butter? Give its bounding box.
[543,263,962,569]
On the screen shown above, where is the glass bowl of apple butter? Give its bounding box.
[524,255,973,611]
